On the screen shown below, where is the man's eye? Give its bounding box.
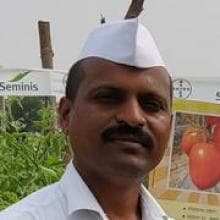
[141,100,164,112]
[94,93,120,103]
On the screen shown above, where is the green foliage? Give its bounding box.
[8,71,30,82]
[7,96,50,132]
[0,97,69,211]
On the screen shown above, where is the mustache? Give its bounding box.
[101,123,154,149]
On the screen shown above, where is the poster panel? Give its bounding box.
[149,76,220,220]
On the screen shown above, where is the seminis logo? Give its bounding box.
[0,71,38,92]
[173,78,192,99]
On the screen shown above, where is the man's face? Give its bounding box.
[59,58,172,179]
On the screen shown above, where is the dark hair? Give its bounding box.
[65,60,173,103]
[65,60,85,101]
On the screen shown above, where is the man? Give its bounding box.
[0,18,173,219]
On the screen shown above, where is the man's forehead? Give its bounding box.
[80,58,170,92]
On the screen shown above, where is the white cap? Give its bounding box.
[79,18,165,68]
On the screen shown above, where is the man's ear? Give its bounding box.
[58,97,72,134]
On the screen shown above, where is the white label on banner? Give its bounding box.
[0,68,54,96]
[173,77,220,104]
[51,70,66,99]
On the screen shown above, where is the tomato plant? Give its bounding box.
[189,143,220,190]
[0,97,70,211]
[181,126,207,155]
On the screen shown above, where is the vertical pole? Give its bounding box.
[38,21,56,107]
[38,21,54,69]
[124,0,145,19]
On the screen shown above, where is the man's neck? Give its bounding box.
[75,164,143,220]
[91,183,142,220]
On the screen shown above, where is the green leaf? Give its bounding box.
[39,165,57,178]
[8,71,30,82]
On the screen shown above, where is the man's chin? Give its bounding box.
[107,156,154,179]
[101,142,156,176]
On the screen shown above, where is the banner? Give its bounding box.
[149,77,220,220]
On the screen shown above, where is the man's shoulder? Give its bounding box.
[0,211,35,220]
[0,182,66,220]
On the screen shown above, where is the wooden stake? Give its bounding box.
[38,21,55,107]
[125,0,145,19]
[38,21,54,69]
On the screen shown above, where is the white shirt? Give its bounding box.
[0,162,170,220]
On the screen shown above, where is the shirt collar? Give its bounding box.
[141,185,169,220]
[59,161,107,218]
[59,161,171,220]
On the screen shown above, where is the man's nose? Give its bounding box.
[115,98,146,127]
